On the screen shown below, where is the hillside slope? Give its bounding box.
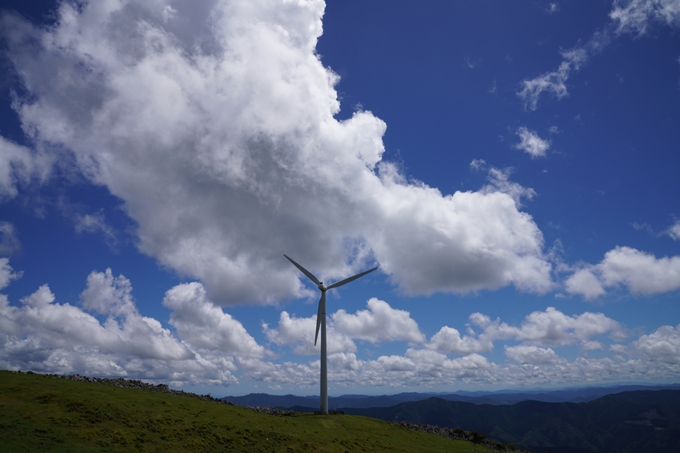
[0,371,512,453]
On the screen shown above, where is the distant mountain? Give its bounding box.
[341,390,680,453]
[223,383,680,409]
[222,393,412,409]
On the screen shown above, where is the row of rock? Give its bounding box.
[17,370,235,406]
[242,405,295,417]
[395,421,525,452]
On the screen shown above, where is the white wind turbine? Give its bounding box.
[284,254,377,414]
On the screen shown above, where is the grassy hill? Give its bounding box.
[0,370,516,452]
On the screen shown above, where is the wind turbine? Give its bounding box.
[284,254,377,414]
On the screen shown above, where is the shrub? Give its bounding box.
[468,430,486,444]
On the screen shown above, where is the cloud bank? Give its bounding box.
[0,0,553,304]
[1,261,678,389]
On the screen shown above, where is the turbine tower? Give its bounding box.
[284,254,377,414]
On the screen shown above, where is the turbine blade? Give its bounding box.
[314,292,325,346]
[284,254,321,285]
[327,266,378,289]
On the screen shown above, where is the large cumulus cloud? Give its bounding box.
[1,0,552,304]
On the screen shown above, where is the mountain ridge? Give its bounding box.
[222,383,680,409]
[338,390,680,453]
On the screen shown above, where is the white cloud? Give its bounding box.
[218,325,680,389]
[332,298,425,344]
[74,212,117,244]
[56,198,118,246]
[514,127,550,158]
[263,311,356,356]
[265,298,423,355]
[1,0,553,304]
[80,268,136,317]
[0,258,21,290]
[377,354,416,372]
[518,48,589,110]
[666,220,680,240]
[546,3,560,14]
[566,246,680,298]
[582,340,604,350]
[610,0,680,35]
[475,307,625,347]
[599,247,680,293]
[470,159,487,171]
[520,0,680,109]
[481,167,538,206]
[3,260,680,390]
[425,307,622,356]
[488,80,497,93]
[564,268,606,300]
[629,324,680,363]
[0,222,21,255]
[504,345,566,365]
[0,137,51,200]
[427,326,493,354]
[163,282,267,359]
[0,263,268,385]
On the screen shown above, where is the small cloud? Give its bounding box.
[666,220,680,240]
[482,167,537,206]
[58,198,118,248]
[581,340,603,351]
[161,5,177,23]
[517,33,606,110]
[332,298,426,345]
[488,79,497,93]
[464,57,480,69]
[548,125,559,134]
[0,222,21,255]
[565,268,606,300]
[0,258,22,290]
[632,222,655,235]
[428,326,492,354]
[505,345,565,365]
[514,127,550,158]
[546,3,560,14]
[470,159,487,171]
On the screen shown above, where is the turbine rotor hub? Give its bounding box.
[318,283,327,292]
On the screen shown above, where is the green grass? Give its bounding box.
[0,370,500,452]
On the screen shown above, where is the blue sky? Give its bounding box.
[1,0,680,397]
